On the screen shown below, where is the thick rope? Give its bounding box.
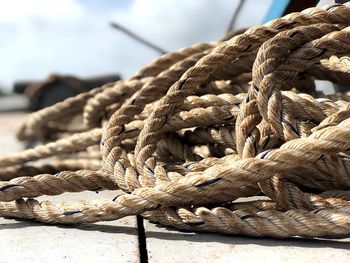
[1,3,350,239]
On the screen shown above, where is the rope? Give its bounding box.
[1,3,350,239]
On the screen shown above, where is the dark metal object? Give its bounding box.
[110,22,167,55]
[283,0,319,14]
[14,74,120,111]
[334,0,349,4]
[263,0,318,23]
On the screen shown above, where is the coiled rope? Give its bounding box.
[1,3,350,238]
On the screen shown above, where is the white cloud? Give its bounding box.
[0,0,270,91]
[111,0,238,49]
[0,0,85,23]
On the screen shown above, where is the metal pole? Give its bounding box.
[226,0,244,33]
[110,22,167,55]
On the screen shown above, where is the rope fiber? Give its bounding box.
[2,3,350,239]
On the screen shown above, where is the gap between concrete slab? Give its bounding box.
[137,215,149,263]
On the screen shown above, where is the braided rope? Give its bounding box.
[1,3,350,239]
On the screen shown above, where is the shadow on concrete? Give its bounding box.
[0,219,137,236]
[1,218,349,250]
[144,223,350,250]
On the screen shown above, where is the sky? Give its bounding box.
[0,0,272,91]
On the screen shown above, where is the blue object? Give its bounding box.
[263,0,291,23]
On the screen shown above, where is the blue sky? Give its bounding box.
[0,0,272,91]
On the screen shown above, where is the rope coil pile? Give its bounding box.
[2,3,350,238]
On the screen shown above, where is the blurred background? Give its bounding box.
[0,0,338,111]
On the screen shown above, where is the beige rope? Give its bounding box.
[1,3,350,239]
